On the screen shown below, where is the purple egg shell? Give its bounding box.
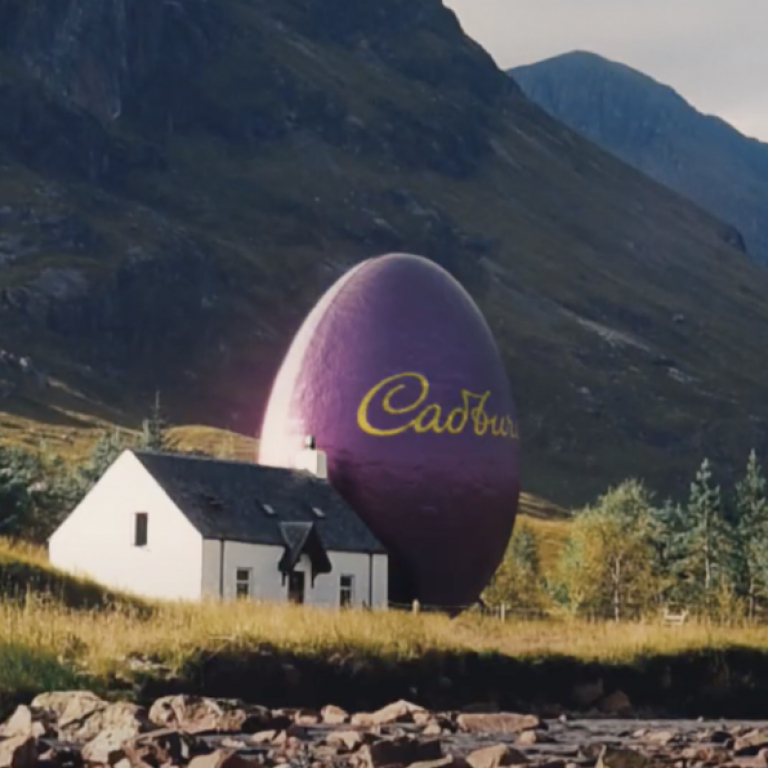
[259,253,520,610]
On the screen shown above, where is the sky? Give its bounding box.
[444,0,768,142]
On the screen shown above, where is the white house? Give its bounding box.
[48,446,389,608]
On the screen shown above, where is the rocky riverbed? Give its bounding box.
[2,692,768,768]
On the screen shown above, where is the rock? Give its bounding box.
[735,730,768,755]
[250,730,279,744]
[321,705,349,725]
[188,751,263,768]
[31,690,104,725]
[148,695,278,734]
[361,737,442,768]
[0,707,46,740]
[124,728,210,767]
[410,758,471,768]
[646,731,679,746]
[597,746,651,768]
[0,735,37,768]
[466,744,530,768]
[325,730,366,752]
[358,700,427,726]
[81,728,137,765]
[597,691,632,715]
[294,709,320,726]
[456,714,543,735]
[706,731,734,746]
[30,691,149,742]
[516,730,554,745]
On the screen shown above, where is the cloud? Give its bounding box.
[444,0,768,141]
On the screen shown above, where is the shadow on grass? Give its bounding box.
[0,557,153,616]
[132,643,768,720]
[0,641,89,719]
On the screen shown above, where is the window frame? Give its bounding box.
[339,573,354,607]
[235,567,252,599]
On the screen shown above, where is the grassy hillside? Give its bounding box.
[2,0,768,509]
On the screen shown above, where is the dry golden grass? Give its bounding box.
[5,534,768,704]
[3,592,768,682]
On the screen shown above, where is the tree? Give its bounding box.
[676,458,735,612]
[73,428,132,497]
[483,524,544,614]
[0,446,35,537]
[555,480,659,620]
[733,450,768,617]
[139,391,170,451]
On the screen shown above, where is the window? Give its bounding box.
[134,513,148,547]
[235,568,252,598]
[311,506,326,519]
[288,571,305,604]
[261,502,276,516]
[340,574,354,607]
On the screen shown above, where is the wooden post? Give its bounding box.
[500,603,506,622]
[412,599,420,614]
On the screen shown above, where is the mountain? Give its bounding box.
[2,1,768,508]
[510,50,768,265]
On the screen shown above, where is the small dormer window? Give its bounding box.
[311,506,325,519]
[262,503,276,516]
[134,513,148,547]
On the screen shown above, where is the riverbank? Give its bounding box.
[5,593,768,721]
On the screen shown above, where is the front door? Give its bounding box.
[288,571,305,604]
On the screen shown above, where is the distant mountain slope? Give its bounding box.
[3,4,768,508]
[510,51,768,264]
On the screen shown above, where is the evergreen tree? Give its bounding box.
[74,428,131,496]
[677,458,734,611]
[646,498,688,604]
[0,445,34,537]
[139,391,170,451]
[733,450,768,617]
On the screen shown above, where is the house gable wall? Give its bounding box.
[48,451,204,600]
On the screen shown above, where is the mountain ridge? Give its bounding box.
[509,50,768,264]
[2,2,768,507]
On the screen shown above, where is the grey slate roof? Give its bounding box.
[132,450,386,554]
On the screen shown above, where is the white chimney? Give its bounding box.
[295,434,328,480]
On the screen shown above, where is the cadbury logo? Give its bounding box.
[356,372,519,439]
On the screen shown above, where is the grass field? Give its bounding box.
[5,533,768,716]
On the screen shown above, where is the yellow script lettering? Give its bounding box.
[357,372,519,440]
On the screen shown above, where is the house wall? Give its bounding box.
[48,451,204,600]
[202,540,388,608]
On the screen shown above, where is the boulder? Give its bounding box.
[321,705,349,725]
[597,746,652,768]
[466,744,530,768]
[148,695,278,734]
[0,735,37,768]
[188,751,263,768]
[325,730,366,752]
[0,707,46,740]
[361,737,442,768]
[456,714,543,735]
[81,727,137,765]
[30,691,149,742]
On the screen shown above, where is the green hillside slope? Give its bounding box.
[1,1,768,506]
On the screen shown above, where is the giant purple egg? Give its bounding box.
[258,253,520,610]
